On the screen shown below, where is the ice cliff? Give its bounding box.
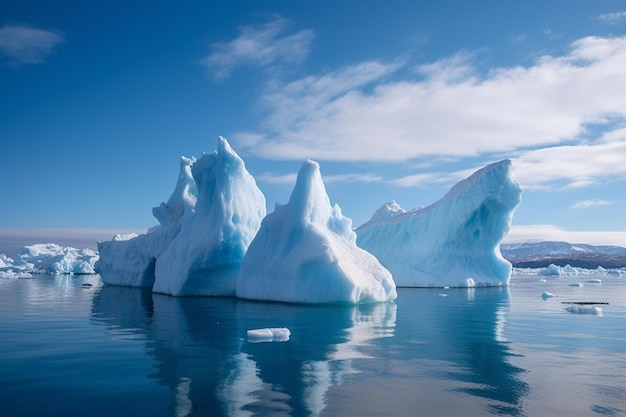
[356,160,522,287]
[237,160,397,304]
[152,137,266,296]
[96,137,265,293]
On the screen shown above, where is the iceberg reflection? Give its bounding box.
[91,286,396,416]
[91,284,527,416]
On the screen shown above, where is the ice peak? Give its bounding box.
[288,159,332,224]
[152,156,197,226]
[368,200,406,224]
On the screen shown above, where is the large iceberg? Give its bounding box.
[152,137,266,296]
[95,156,197,287]
[356,159,522,287]
[237,160,397,304]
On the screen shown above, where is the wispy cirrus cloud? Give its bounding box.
[200,16,314,81]
[598,11,626,24]
[512,127,626,190]
[0,24,64,67]
[570,199,612,210]
[233,35,626,191]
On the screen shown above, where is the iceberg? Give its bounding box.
[0,243,98,276]
[237,160,397,304]
[152,137,266,296]
[356,160,522,287]
[95,156,197,287]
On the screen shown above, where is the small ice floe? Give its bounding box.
[438,293,449,297]
[0,271,33,279]
[565,306,603,316]
[247,327,291,343]
[539,279,547,283]
[569,282,584,287]
[541,291,557,300]
[443,286,450,289]
[586,278,602,283]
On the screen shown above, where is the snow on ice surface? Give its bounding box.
[95,156,197,287]
[153,137,266,296]
[0,243,98,276]
[237,160,397,304]
[247,328,291,343]
[356,160,522,288]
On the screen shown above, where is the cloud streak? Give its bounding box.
[234,35,626,190]
[0,24,64,67]
[201,16,314,81]
[598,11,626,24]
[570,199,612,210]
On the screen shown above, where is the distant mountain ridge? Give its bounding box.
[501,241,626,268]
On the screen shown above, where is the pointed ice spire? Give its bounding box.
[237,159,396,304]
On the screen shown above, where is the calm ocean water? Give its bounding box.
[1,273,625,417]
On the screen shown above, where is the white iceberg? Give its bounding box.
[237,160,397,304]
[95,156,197,287]
[247,327,291,343]
[356,160,522,287]
[0,243,99,276]
[153,137,266,296]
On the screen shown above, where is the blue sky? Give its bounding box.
[2,0,626,252]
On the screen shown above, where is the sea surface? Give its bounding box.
[1,273,625,417]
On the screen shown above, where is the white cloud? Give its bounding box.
[256,172,297,185]
[570,199,612,210]
[0,24,64,67]
[323,173,383,184]
[200,16,314,81]
[512,127,626,189]
[504,224,626,247]
[598,11,626,24]
[234,35,626,191]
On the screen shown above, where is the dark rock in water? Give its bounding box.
[81,283,93,288]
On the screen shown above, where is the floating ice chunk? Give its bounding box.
[356,160,521,287]
[237,160,397,304]
[247,327,291,343]
[542,291,557,300]
[565,306,603,316]
[0,271,33,279]
[569,282,584,287]
[1,244,99,275]
[438,293,449,297]
[586,278,602,283]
